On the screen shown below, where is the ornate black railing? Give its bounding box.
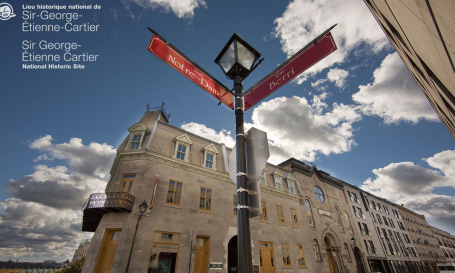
[82,192,135,211]
[147,103,171,121]
[81,192,135,232]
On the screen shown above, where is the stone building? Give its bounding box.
[72,238,91,262]
[362,0,455,140]
[432,227,455,263]
[395,205,446,273]
[80,107,359,273]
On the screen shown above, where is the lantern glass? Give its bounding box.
[139,201,148,213]
[218,40,236,74]
[236,40,256,71]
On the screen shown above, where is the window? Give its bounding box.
[389,218,395,228]
[384,206,390,215]
[369,241,377,254]
[288,181,295,193]
[297,245,306,266]
[305,200,314,227]
[377,204,383,212]
[371,201,377,211]
[353,206,364,218]
[335,207,342,226]
[291,208,299,227]
[275,176,282,189]
[363,223,370,236]
[176,144,187,160]
[260,201,268,222]
[271,169,283,190]
[202,143,218,170]
[344,211,353,235]
[364,240,372,254]
[313,240,322,262]
[348,192,359,203]
[392,209,401,218]
[119,174,136,193]
[371,212,377,223]
[314,187,324,202]
[281,243,291,267]
[377,214,383,224]
[173,134,193,162]
[165,180,183,206]
[344,244,352,262]
[277,205,285,225]
[130,134,142,149]
[259,170,266,185]
[233,194,237,216]
[199,187,212,212]
[205,153,214,168]
[149,231,180,273]
[404,234,411,243]
[383,216,389,226]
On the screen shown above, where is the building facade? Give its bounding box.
[362,0,455,140]
[395,205,446,273]
[432,227,455,263]
[81,107,454,273]
[72,239,91,262]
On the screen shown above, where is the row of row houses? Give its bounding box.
[79,107,454,273]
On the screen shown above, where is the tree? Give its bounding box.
[61,255,86,273]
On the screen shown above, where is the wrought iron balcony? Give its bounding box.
[81,192,135,232]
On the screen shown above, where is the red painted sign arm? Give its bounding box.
[244,24,338,111]
[147,28,235,110]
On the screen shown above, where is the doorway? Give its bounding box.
[259,242,275,273]
[353,246,366,273]
[94,229,121,273]
[228,236,238,273]
[194,236,209,273]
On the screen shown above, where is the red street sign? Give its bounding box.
[147,34,235,110]
[244,31,337,111]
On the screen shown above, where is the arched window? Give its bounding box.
[335,207,344,232]
[344,211,353,235]
[344,243,352,263]
[313,239,322,262]
[305,199,314,227]
[314,186,324,202]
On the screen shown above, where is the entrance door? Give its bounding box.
[194,236,209,273]
[259,242,275,273]
[94,229,121,273]
[326,249,335,273]
[353,247,366,273]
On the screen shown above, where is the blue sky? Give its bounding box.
[1,0,454,262]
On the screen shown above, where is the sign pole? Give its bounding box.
[234,75,253,273]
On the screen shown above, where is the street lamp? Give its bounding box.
[351,237,356,246]
[125,201,148,273]
[215,34,261,273]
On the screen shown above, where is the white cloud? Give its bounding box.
[1,136,116,262]
[246,96,362,163]
[181,122,235,148]
[361,149,455,233]
[273,0,389,82]
[128,0,206,18]
[311,79,328,91]
[352,53,439,124]
[327,68,349,88]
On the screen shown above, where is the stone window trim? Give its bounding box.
[276,205,286,225]
[290,208,299,227]
[199,186,212,212]
[165,179,183,207]
[201,143,219,170]
[313,239,322,262]
[173,134,193,162]
[260,200,268,222]
[304,199,315,228]
[281,243,292,267]
[259,168,267,185]
[296,244,306,267]
[127,123,149,150]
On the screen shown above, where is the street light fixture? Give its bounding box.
[351,237,356,246]
[214,33,261,80]
[126,200,148,273]
[215,35,261,273]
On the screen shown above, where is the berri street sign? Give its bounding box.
[244,24,338,111]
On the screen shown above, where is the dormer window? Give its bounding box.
[202,143,219,170]
[270,169,283,190]
[259,169,267,185]
[127,123,149,150]
[173,134,193,162]
[130,134,142,149]
[284,173,296,194]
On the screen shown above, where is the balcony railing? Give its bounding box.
[81,192,135,232]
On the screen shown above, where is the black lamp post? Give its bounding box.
[215,34,261,273]
[125,200,148,273]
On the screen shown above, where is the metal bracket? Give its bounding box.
[237,205,250,210]
[237,188,249,193]
[237,172,248,177]
[236,133,245,137]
